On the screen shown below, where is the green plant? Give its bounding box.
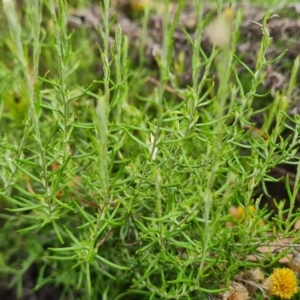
[0,1,300,299]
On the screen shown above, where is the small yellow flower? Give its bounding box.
[130,0,146,11]
[237,205,255,219]
[229,205,255,221]
[269,268,298,299]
